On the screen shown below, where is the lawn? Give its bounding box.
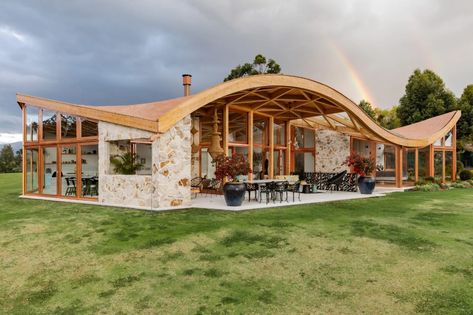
[0,173,472,314]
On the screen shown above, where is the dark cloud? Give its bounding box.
[0,0,472,134]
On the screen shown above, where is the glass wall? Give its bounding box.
[23,105,99,199]
[61,145,77,196]
[42,147,57,195]
[418,146,430,180]
[434,151,443,179]
[26,107,39,142]
[25,148,39,193]
[61,114,77,139]
[42,111,57,140]
[445,151,453,181]
[292,126,315,174]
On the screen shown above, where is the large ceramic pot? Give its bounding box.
[223,182,246,206]
[358,176,376,194]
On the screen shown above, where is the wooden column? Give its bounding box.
[452,125,457,181]
[428,144,434,177]
[223,105,229,157]
[370,141,377,176]
[395,146,403,188]
[285,122,291,174]
[269,116,274,178]
[442,150,446,183]
[22,105,26,195]
[248,111,253,179]
[414,148,419,183]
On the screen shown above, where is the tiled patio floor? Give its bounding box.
[191,187,409,211]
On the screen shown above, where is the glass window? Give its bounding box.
[434,138,442,147]
[294,127,303,149]
[405,149,415,182]
[445,151,453,181]
[228,111,247,143]
[273,149,286,176]
[61,114,77,139]
[376,144,395,171]
[434,151,443,178]
[42,147,57,195]
[295,152,315,173]
[25,148,39,193]
[354,139,371,158]
[42,110,57,140]
[26,106,39,142]
[418,146,430,179]
[253,116,268,146]
[133,143,152,175]
[81,119,98,137]
[253,147,269,178]
[61,145,77,196]
[273,122,285,146]
[303,128,315,148]
[81,144,99,197]
[444,131,453,147]
[200,148,216,179]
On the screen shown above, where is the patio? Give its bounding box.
[191,186,408,211]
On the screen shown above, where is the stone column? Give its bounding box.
[153,115,192,208]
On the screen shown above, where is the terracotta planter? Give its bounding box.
[358,176,376,194]
[223,182,246,206]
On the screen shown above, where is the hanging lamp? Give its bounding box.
[208,107,224,160]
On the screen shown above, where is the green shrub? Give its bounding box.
[424,176,436,183]
[459,170,472,181]
[413,183,441,192]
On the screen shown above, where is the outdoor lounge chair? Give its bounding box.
[324,170,347,192]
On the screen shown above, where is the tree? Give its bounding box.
[397,69,457,126]
[0,145,18,173]
[457,85,473,151]
[224,54,281,82]
[375,106,401,129]
[358,100,376,120]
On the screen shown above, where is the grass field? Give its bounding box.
[0,173,472,314]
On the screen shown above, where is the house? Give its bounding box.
[17,74,460,210]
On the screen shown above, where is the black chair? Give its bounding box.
[273,181,288,203]
[245,183,258,202]
[259,182,276,204]
[191,177,203,189]
[324,170,347,192]
[286,181,301,202]
[65,177,76,196]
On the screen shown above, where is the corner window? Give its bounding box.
[108,140,152,175]
[81,119,98,137]
[61,114,77,139]
[42,110,57,140]
[26,106,39,142]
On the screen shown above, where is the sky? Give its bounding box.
[1,0,472,143]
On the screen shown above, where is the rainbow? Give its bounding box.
[329,41,378,108]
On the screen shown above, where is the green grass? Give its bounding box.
[1,173,473,314]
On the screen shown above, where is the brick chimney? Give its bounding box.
[182,74,192,96]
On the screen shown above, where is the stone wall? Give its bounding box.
[155,115,192,208]
[98,116,192,209]
[98,122,156,208]
[315,129,350,173]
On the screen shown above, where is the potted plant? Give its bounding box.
[110,152,143,175]
[213,153,251,206]
[344,152,376,194]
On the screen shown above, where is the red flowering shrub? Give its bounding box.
[213,153,251,182]
[343,152,376,177]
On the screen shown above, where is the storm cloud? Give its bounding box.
[0,0,472,137]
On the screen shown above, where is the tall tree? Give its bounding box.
[397,69,457,126]
[457,85,473,150]
[224,54,281,82]
[0,144,18,173]
[375,106,401,129]
[358,100,376,120]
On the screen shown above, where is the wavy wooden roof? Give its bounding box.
[16,74,460,148]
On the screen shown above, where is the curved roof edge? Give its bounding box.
[16,74,461,148]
